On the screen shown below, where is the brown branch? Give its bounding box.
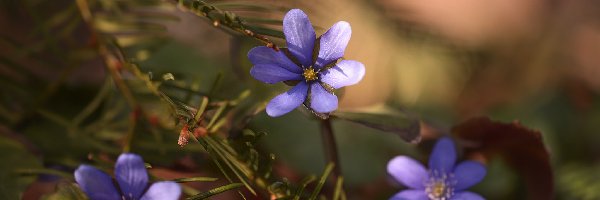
[320,118,341,182]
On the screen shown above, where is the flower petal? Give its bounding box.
[74,165,121,200]
[251,64,303,84]
[387,156,428,189]
[451,191,485,200]
[283,9,316,67]
[309,83,338,113]
[315,21,351,68]
[320,60,365,89]
[140,181,182,200]
[266,82,309,117]
[248,46,302,74]
[115,153,149,200]
[453,161,487,191]
[429,137,457,174]
[390,189,429,200]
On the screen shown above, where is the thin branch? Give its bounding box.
[173,0,280,51]
[76,0,138,108]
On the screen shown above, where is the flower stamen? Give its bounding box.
[425,171,456,200]
[303,67,318,81]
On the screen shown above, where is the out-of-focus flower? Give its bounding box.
[387,137,487,200]
[74,153,181,200]
[248,9,365,117]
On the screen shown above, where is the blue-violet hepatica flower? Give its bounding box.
[248,9,365,117]
[74,153,181,200]
[387,137,487,200]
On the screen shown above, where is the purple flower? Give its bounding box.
[387,137,487,200]
[248,9,365,117]
[74,153,181,200]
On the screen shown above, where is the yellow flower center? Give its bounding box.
[302,67,318,81]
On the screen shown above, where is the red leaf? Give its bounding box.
[451,117,553,200]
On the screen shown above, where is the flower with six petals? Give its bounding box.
[248,9,365,117]
[387,137,487,200]
[74,153,181,200]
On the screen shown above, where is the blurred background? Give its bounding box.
[1,0,600,199]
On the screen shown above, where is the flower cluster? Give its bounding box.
[387,137,487,200]
[248,9,365,117]
[74,153,181,200]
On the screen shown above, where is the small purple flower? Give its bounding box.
[387,137,487,200]
[248,9,365,117]
[74,153,181,200]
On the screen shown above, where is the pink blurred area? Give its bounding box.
[379,0,549,45]
[293,0,600,117]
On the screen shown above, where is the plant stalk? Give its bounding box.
[320,118,341,181]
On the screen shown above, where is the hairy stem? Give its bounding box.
[173,0,279,50]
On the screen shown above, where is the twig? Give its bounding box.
[174,0,279,51]
[75,0,137,108]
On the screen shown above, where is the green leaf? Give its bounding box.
[332,176,345,200]
[0,136,42,199]
[203,137,256,195]
[243,17,283,26]
[206,102,227,130]
[209,2,287,12]
[94,19,168,33]
[42,183,88,200]
[172,176,218,183]
[558,164,600,200]
[15,168,73,180]
[96,12,180,23]
[292,175,316,200]
[332,111,421,143]
[194,96,210,123]
[309,163,335,200]
[246,25,284,38]
[186,183,244,200]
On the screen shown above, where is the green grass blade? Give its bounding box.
[308,163,335,200]
[15,168,73,180]
[206,102,227,129]
[292,175,317,200]
[333,177,344,200]
[186,183,244,200]
[204,137,256,195]
[194,96,209,123]
[173,177,218,183]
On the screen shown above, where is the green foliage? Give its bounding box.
[0,136,41,199]
[42,183,88,200]
[3,0,587,199]
[187,183,244,200]
[308,163,334,200]
[175,0,287,45]
[333,111,421,143]
[558,164,600,200]
[173,176,218,183]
